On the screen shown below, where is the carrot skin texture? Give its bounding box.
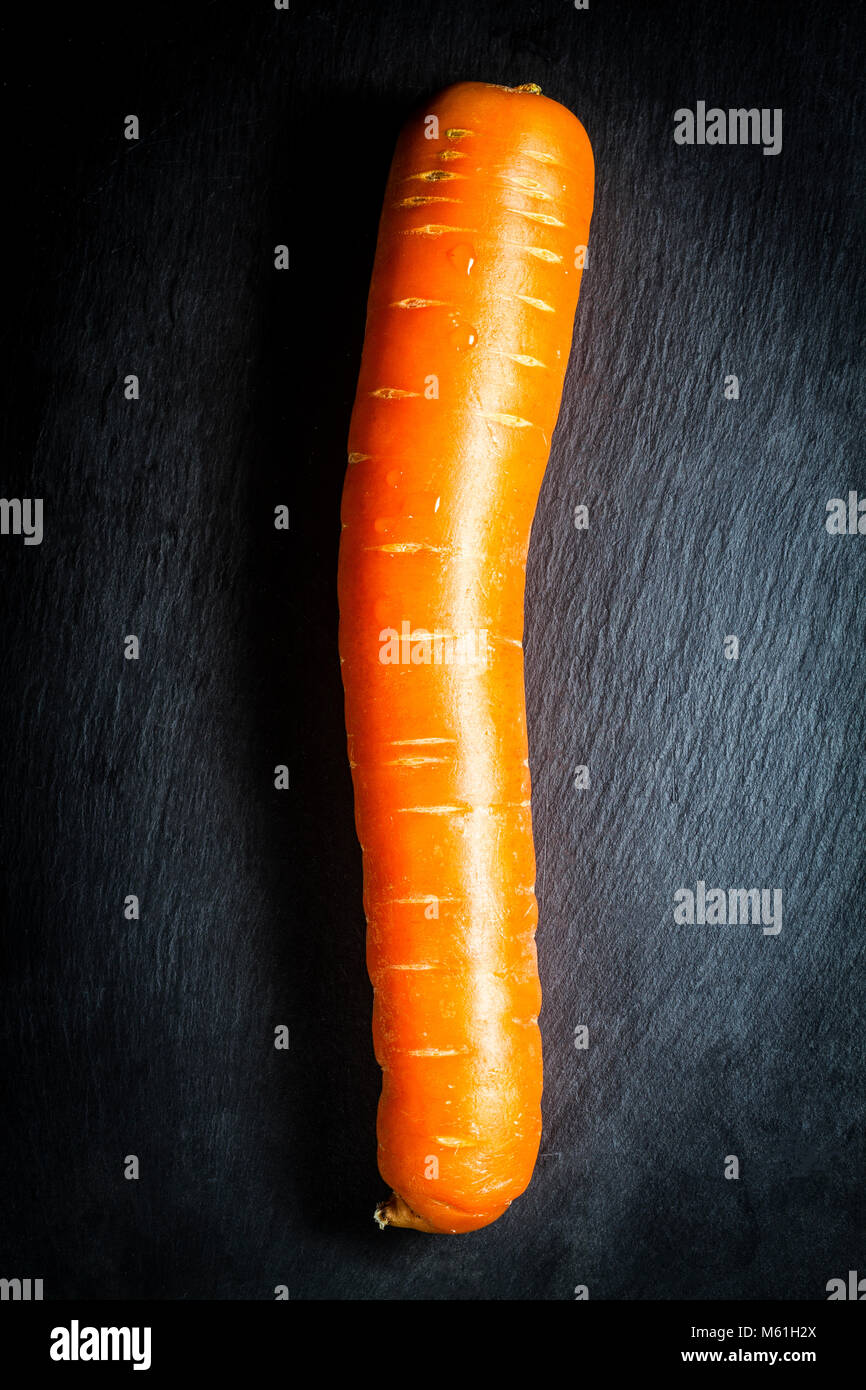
[338,82,594,1233]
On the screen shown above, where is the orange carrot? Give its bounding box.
[338,81,594,1233]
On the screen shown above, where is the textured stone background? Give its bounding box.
[0,0,862,1299]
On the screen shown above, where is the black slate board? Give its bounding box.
[0,0,863,1300]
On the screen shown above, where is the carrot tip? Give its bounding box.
[488,82,543,96]
[373,1191,440,1233]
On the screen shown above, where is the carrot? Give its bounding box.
[338,81,594,1234]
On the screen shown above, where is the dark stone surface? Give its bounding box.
[0,0,862,1300]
